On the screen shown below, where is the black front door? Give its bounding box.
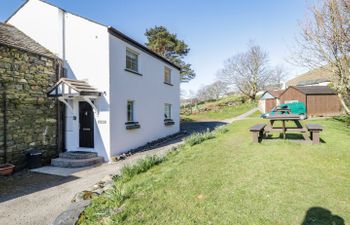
[79,102,94,148]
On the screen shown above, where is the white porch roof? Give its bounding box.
[47,78,102,98]
[47,78,102,115]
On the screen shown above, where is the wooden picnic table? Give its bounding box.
[264,114,310,141]
[275,108,291,114]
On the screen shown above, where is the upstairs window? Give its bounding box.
[126,49,139,72]
[164,103,172,119]
[164,67,172,84]
[127,101,134,122]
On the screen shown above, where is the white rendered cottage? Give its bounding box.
[6,0,181,161]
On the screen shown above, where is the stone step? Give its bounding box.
[51,156,104,168]
[59,151,98,160]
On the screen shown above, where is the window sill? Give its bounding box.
[164,82,173,86]
[164,119,175,126]
[125,68,142,76]
[125,121,141,130]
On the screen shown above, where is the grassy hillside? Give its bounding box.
[79,117,350,225]
[181,95,257,121]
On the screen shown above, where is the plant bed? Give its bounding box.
[0,164,15,176]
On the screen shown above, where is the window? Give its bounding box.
[164,67,171,84]
[127,101,134,122]
[164,103,172,119]
[126,49,139,72]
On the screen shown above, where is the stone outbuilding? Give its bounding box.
[0,23,62,170]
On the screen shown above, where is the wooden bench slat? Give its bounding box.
[306,124,323,131]
[250,124,266,132]
[249,123,266,143]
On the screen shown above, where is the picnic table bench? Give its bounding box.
[306,124,323,144]
[249,114,323,144]
[249,123,266,143]
[263,114,309,139]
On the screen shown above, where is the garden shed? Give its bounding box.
[258,90,283,113]
[279,86,342,116]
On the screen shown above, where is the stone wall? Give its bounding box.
[0,44,59,170]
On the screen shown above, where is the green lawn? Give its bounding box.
[79,117,350,225]
[181,102,257,121]
[248,109,263,118]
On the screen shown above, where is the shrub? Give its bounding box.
[184,129,216,146]
[333,115,350,127]
[77,155,166,224]
[121,155,164,182]
[213,125,229,135]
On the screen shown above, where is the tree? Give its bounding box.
[217,43,271,100]
[196,81,229,101]
[145,26,195,82]
[294,0,350,113]
[196,85,212,102]
[207,81,229,100]
[267,66,288,89]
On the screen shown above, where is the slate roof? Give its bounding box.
[270,90,283,98]
[0,22,56,58]
[294,86,337,95]
[261,90,283,99]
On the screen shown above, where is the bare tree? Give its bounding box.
[196,81,229,101]
[294,0,350,113]
[196,85,212,101]
[217,43,271,100]
[209,81,229,99]
[267,66,288,89]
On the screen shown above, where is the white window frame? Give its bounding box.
[164,103,172,119]
[126,48,139,72]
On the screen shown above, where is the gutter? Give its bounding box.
[108,27,181,71]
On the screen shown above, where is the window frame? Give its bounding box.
[164,103,172,120]
[164,67,172,85]
[127,100,134,122]
[125,48,139,73]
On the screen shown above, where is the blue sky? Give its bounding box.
[0,0,310,95]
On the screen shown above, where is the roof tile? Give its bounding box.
[294,86,336,95]
[0,22,56,58]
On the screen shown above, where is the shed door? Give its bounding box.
[265,99,276,112]
[79,102,94,148]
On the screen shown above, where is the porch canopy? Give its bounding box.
[47,78,102,114]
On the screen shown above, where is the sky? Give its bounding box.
[0,0,311,96]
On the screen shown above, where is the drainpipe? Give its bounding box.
[62,9,66,62]
[55,60,62,152]
[61,9,67,152]
[2,83,7,164]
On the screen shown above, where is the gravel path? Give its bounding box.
[0,108,258,225]
[222,107,258,123]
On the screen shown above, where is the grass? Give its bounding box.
[79,117,350,225]
[182,101,256,121]
[248,109,263,118]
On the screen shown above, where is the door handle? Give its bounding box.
[82,128,91,131]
